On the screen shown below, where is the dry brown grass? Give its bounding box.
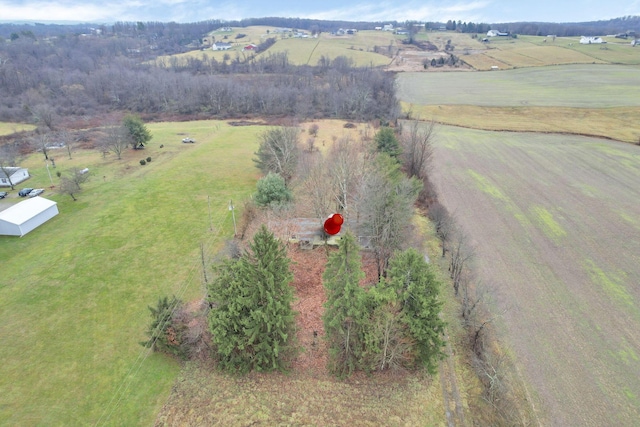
[404,103,640,143]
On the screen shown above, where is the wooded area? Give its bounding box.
[0,30,398,126]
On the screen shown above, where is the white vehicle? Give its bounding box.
[28,188,44,197]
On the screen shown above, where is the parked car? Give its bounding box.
[182,137,195,143]
[28,188,44,197]
[18,188,34,197]
[0,191,8,199]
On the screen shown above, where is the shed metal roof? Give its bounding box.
[0,197,57,225]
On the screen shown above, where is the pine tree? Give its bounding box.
[385,248,446,373]
[374,126,401,158]
[208,225,296,373]
[122,115,152,149]
[140,295,187,359]
[322,231,368,377]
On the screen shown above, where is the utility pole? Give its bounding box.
[208,195,213,231]
[45,160,54,187]
[229,199,237,237]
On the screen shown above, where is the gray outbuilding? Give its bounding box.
[0,197,59,236]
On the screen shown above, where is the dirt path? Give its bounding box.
[439,327,466,427]
[431,126,640,426]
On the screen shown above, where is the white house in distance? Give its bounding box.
[487,30,509,37]
[211,42,232,51]
[0,167,30,187]
[580,36,604,44]
[0,197,58,237]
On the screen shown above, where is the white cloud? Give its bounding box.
[285,1,491,23]
[0,1,119,22]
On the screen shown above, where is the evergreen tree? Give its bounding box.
[374,126,400,158]
[322,231,368,377]
[122,115,152,149]
[140,295,187,359]
[208,225,296,373]
[254,172,293,207]
[363,284,416,372]
[385,248,446,373]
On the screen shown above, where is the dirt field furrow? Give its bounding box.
[432,126,640,426]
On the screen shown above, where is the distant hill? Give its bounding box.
[491,16,640,37]
[1,16,638,40]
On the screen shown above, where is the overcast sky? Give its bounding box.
[1,0,639,24]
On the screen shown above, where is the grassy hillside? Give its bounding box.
[0,121,259,425]
[457,34,640,70]
[154,28,396,67]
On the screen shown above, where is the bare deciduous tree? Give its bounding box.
[361,155,421,279]
[448,229,475,296]
[0,142,22,190]
[328,136,361,220]
[58,167,89,201]
[99,124,128,160]
[428,201,454,257]
[30,103,56,131]
[401,120,436,180]
[253,126,300,184]
[32,132,51,160]
[303,155,333,225]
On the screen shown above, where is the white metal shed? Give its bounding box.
[0,197,59,236]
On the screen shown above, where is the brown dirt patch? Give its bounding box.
[288,246,379,375]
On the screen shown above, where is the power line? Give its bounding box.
[94,208,231,426]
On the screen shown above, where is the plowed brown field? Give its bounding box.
[431,126,640,426]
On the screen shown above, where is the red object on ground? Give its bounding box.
[323,213,343,235]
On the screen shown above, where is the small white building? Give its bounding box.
[580,36,604,44]
[0,167,29,187]
[0,197,58,237]
[487,30,509,37]
[212,42,232,51]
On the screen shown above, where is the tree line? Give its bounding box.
[0,32,398,125]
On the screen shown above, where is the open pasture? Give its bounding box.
[397,64,640,142]
[256,31,393,66]
[461,34,639,69]
[0,122,35,136]
[398,64,640,108]
[155,28,395,68]
[0,121,259,425]
[432,125,640,426]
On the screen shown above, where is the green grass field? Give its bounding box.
[398,64,640,108]
[0,121,260,425]
[459,34,640,69]
[0,122,35,136]
[155,28,396,68]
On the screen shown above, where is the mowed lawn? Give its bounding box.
[0,121,260,425]
[431,125,640,426]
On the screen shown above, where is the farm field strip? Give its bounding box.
[397,64,640,108]
[403,104,640,143]
[432,125,640,426]
[0,121,259,425]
